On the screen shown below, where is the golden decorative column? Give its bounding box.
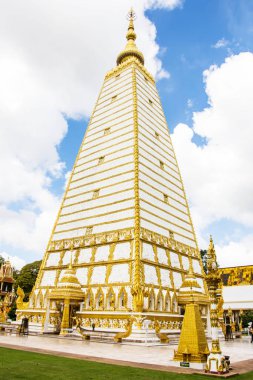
[127,10,144,314]
[205,237,229,374]
[239,309,243,332]
[60,299,70,334]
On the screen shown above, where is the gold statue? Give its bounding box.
[16,286,25,309]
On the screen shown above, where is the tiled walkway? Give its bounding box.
[0,333,253,376]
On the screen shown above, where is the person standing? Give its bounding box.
[249,324,253,343]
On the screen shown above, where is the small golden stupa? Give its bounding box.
[173,259,209,365]
[49,258,84,334]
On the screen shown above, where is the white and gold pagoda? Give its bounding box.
[17,11,208,341]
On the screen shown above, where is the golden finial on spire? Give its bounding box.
[116,9,144,66]
[208,235,216,258]
[127,7,135,20]
[209,235,214,250]
[126,9,136,42]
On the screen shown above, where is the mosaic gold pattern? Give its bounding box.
[219,265,253,286]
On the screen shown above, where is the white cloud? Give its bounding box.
[187,99,193,108]
[172,52,253,266]
[213,38,229,48]
[144,0,183,9]
[64,171,72,190]
[0,1,181,263]
[156,68,171,80]
[0,251,26,270]
[0,204,59,255]
[216,235,253,268]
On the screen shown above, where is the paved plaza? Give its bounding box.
[0,333,253,375]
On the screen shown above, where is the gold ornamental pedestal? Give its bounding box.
[205,237,230,374]
[173,259,209,369]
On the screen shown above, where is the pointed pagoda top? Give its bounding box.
[58,258,80,289]
[179,259,202,293]
[206,235,218,273]
[117,9,144,66]
[177,257,209,305]
[209,235,215,251]
[49,255,84,300]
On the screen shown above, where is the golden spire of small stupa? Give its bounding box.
[207,235,218,273]
[209,235,214,252]
[117,8,144,66]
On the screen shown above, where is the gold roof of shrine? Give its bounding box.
[178,260,209,305]
[0,260,14,283]
[49,261,84,301]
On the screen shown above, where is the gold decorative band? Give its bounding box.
[49,226,198,257]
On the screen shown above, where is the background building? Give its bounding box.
[219,265,253,332]
[0,260,15,323]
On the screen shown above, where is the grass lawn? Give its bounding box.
[0,347,252,380]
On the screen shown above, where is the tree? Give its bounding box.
[200,249,208,273]
[8,303,17,320]
[14,260,42,301]
[0,255,5,266]
[241,310,253,329]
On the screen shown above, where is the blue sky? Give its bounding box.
[59,1,253,171]
[1,0,253,268]
[58,0,253,247]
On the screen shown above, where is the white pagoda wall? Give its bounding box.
[52,68,136,242]
[50,64,197,250]
[135,68,197,249]
[39,240,134,311]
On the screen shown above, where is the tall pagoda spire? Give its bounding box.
[117,9,144,66]
[18,11,208,343]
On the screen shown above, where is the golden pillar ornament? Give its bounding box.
[60,299,70,334]
[205,236,229,374]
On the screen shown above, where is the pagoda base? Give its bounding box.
[121,328,160,343]
[170,360,207,370]
[72,326,161,343]
[75,311,183,343]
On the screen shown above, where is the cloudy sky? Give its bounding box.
[0,0,253,269]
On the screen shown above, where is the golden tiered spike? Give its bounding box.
[117,9,144,65]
